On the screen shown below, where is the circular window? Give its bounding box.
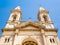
[22,41,37,45]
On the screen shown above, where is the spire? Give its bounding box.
[14,6,21,11]
[39,6,45,11]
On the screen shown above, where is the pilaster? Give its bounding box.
[41,29,47,45]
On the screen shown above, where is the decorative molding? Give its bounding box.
[44,28,58,32]
[2,28,15,32]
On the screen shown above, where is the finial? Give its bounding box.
[14,5,21,10]
[39,5,45,10]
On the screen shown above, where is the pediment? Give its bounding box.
[20,21,40,29]
[21,25,39,29]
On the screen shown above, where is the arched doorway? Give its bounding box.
[22,41,38,45]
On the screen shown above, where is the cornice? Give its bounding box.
[2,28,15,32]
[19,28,41,31]
[44,28,58,32]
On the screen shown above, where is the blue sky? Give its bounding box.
[0,0,60,39]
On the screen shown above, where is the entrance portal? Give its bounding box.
[22,41,37,45]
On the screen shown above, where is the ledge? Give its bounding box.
[44,28,58,32]
[2,28,15,32]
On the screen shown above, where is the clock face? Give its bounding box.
[22,41,37,45]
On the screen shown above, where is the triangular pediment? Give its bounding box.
[20,21,40,29]
[22,26,38,29]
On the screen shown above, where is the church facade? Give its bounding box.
[0,6,60,45]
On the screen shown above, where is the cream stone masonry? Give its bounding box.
[0,6,60,45]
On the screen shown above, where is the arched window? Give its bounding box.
[8,38,10,42]
[52,39,55,43]
[50,38,52,43]
[13,14,17,21]
[4,38,10,43]
[5,38,7,42]
[43,15,48,22]
[50,38,55,43]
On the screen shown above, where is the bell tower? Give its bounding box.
[5,6,22,28]
[38,6,54,29]
[0,6,60,45]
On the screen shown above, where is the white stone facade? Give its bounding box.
[0,6,60,45]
